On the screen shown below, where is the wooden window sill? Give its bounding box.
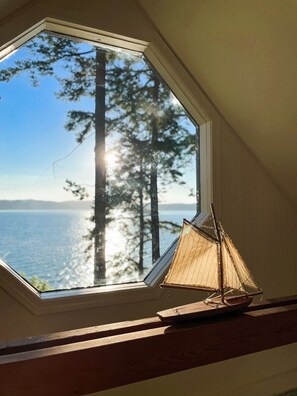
[1,295,297,395]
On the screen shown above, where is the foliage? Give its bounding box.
[64,179,89,200]
[0,32,198,284]
[29,275,52,292]
[19,272,52,292]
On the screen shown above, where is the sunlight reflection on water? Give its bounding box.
[0,209,192,291]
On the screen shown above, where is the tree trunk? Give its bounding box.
[138,155,145,274]
[94,49,106,284]
[195,125,201,214]
[150,77,160,263]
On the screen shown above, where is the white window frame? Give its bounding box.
[0,18,214,314]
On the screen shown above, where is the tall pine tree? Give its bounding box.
[0,31,198,284]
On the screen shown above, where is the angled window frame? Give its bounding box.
[0,18,213,314]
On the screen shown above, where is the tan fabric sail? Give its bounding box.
[222,233,260,291]
[221,239,243,290]
[163,221,219,291]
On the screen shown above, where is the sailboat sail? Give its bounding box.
[162,218,262,296]
[162,220,219,291]
[221,233,260,293]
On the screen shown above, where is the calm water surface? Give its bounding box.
[0,210,194,290]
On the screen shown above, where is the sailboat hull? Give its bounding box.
[157,296,253,323]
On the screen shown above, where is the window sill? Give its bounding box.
[0,260,163,314]
[1,295,297,395]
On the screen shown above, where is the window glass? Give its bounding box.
[0,31,200,291]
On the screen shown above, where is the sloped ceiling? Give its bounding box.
[139,0,297,209]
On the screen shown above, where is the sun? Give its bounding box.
[105,150,118,171]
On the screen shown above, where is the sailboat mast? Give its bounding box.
[211,204,224,303]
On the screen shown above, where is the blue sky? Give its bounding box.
[0,48,95,201]
[0,36,197,204]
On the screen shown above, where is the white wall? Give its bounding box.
[219,117,297,298]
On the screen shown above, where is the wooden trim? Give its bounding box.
[45,18,148,52]
[0,317,164,356]
[0,295,297,395]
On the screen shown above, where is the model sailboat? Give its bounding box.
[157,204,262,323]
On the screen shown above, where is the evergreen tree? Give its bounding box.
[0,32,198,284]
[0,33,109,284]
[106,55,197,269]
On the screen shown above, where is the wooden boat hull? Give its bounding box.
[157,296,253,323]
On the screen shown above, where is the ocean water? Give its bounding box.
[0,209,195,291]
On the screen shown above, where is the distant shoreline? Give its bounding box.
[0,200,92,211]
[0,200,196,212]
